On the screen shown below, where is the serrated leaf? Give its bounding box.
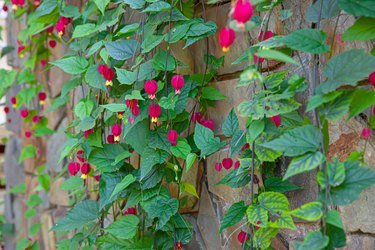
[258,192,289,214]
[306,0,340,22]
[317,158,345,189]
[220,201,247,232]
[339,0,375,18]
[290,202,323,221]
[264,177,300,192]
[284,151,325,180]
[170,140,191,160]
[105,40,140,60]
[60,176,84,190]
[194,123,225,158]
[294,231,329,250]
[222,108,239,137]
[181,182,199,198]
[72,23,98,38]
[142,196,179,229]
[116,68,137,85]
[349,88,375,119]
[18,145,37,163]
[217,167,251,188]
[253,228,278,250]
[94,0,110,15]
[104,215,140,239]
[342,17,375,41]
[101,103,127,113]
[50,55,88,74]
[110,174,136,198]
[281,29,330,54]
[246,204,268,227]
[256,49,300,65]
[143,1,171,12]
[201,86,227,101]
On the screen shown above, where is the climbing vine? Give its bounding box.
[1,0,375,249]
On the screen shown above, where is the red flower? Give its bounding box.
[123,207,136,215]
[241,143,250,151]
[201,119,215,131]
[259,31,273,41]
[144,80,158,99]
[60,16,72,26]
[4,106,9,114]
[270,115,281,127]
[255,220,261,230]
[38,92,47,105]
[168,130,178,146]
[132,106,140,117]
[373,106,375,116]
[37,149,41,155]
[222,158,233,170]
[2,5,8,11]
[11,97,16,108]
[237,231,248,244]
[175,242,184,250]
[18,45,25,58]
[46,26,54,35]
[94,175,101,182]
[234,160,240,168]
[192,112,202,123]
[81,163,91,178]
[219,27,236,52]
[84,129,94,138]
[369,72,375,87]
[32,115,41,123]
[362,128,371,139]
[254,54,264,64]
[25,131,32,138]
[126,99,138,109]
[233,0,253,27]
[40,60,47,66]
[11,0,24,10]
[56,21,65,37]
[98,64,107,74]
[20,109,29,118]
[49,40,57,48]
[68,162,80,176]
[112,124,122,142]
[76,150,86,163]
[215,162,222,172]
[148,103,161,123]
[107,134,115,144]
[171,75,185,94]
[34,0,40,7]
[98,65,115,86]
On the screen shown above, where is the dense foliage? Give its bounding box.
[1,0,375,249]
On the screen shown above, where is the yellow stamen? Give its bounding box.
[105,80,113,86]
[117,114,123,119]
[39,100,45,105]
[12,5,17,10]
[81,174,88,179]
[58,31,63,37]
[12,104,16,108]
[222,47,229,53]
[151,117,158,123]
[19,54,24,58]
[114,135,120,142]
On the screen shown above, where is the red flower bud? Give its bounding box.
[192,112,202,123]
[132,106,140,117]
[123,207,136,215]
[20,109,29,118]
[219,27,236,52]
[18,45,25,57]
[94,175,101,182]
[369,72,375,87]
[222,158,233,169]
[11,97,16,107]
[254,54,264,64]
[201,119,215,131]
[40,60,47,66]
[56,21,65,36]
[362,128,371,139]
[234,160,240,168]
[107,134,115,144]
[373,106,375,116]
[168,130,178,146]
[215,162,222,172]
[148,103,161,123]
[84,129,94,138]
[259,31,273,41]
[126,99,138,109]
[269,115,281,127]
[98,64,108,74]
[25,131,32,138]
[144,80,158,99]
[4,106,9,114]
[237,231,248,244]
[68,162,80,176]
[38,92,47,105]
[112,124,122,142]
[32,115,41,123]
[2,5,8,11]
[81,163,91,175]
[76,150,86,163]
[175,242,184,250]
[34,0,40,7]
[233,0,253,27]
[241,143,250,151]
[60,16,72,26]
[46,26,54,35]
[171,75,184,94]
[49,40,57,48]
[255,220,261,230]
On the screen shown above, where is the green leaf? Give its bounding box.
[263,71,288,89]
[284,151,325,179]
[85,65,107,92]
[261,125,321,157]
[143,1,171,12]
[105,40,140,60]
[327,210,344,229]
[220,201,247,233]
[317,158,345,189]
[152,49,176,71]
[60,176,84,190]
[110,174,136,198]
[180,182,199,198]
[27,194,43,207]
[101,103,127,113]
[117,23,140,35]
[264,177,301,192]
[258,192,289,214]
[230,130,246,157]
[222,108,239,137]
[201,86,227,101]
[123,0,145,9]
[281,29,330,54]
[159,93,177,110]
[112,150,133,166]
[142,196,179,229]
[72,23,98,38]
[253,228,278,250]
[104,215,140,239]
[125,120,150,155]
[306,0,340,22]
[247,205,268,227]
[116,68,136,85]
[18,145,37,163]
[290,202,323,221]
[94,0,110,14]
[51,200,99,231]
[74,99,94,120]
[339,0,375,18]
[194,123,225,158]
[170,140,191,160]
[349,88,375,119]
[329,161,375,205]
[100,173,123,210]
[268,212,296,229]
[255,133,283,162]
[50,55,89,75]
[294,231,329,250]
[306,92,342,112]
[185,153,197,172]
[249,120,265,143]
[319,93,352,121]
[28,223,42,237]
[88,144,128,171]
[61,77,81,97]
[256,49,300,65]
[139,147,167,180]
[342,17,375,41]
[10,183,26,194]
[142,34,165,54]
[216,167,251,188]
[316,49,375,94]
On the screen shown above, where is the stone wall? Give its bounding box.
[2,1,375,250]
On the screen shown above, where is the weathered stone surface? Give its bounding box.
[40,213,56,250]
[197,185,221,250]
[5,86,23,135]
[184,214,206,250]
[339,234,375,250]
[49,177,70,207]
[279,222,321,243]
[46,118,68,174]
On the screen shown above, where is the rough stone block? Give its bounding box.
[46,118,68,174]
[49,177,70,207]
